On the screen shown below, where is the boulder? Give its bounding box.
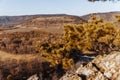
[60,51,120,80]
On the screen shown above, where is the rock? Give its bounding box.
[27,74,39,80]
[60,71,82,80]
[60,51,120,80]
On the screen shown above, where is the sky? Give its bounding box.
[0,0,120,16]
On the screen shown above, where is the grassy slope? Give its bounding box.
[0,50,42,62]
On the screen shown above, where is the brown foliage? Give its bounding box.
[0,58,65,80]
[0,30,61,54]
[38,15,120,69]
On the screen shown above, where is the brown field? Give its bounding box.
[0,12,120,80]
[0,27,63,80]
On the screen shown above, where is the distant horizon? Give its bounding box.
[0,11,120,17]
[0,0,120,16]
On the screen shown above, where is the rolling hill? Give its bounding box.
[0,11,120,28]
[0,14,84,27]
[81,11,120,21]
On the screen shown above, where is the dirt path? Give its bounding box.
[0,50,42,62]
[0,27,40,34]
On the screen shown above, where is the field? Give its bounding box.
[0,12,120,80]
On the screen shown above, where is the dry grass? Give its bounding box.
[0,50,47,80]
[0,51,43,62]
[0,50,64,80]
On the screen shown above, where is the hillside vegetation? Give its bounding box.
[0,12,120,80]
[38,15,120,69]
[0,30,61,54]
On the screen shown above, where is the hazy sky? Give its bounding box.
[0,0,120,16]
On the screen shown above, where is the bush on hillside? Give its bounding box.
[37,15,120,69]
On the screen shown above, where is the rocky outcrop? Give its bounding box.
[60,51,120,80]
